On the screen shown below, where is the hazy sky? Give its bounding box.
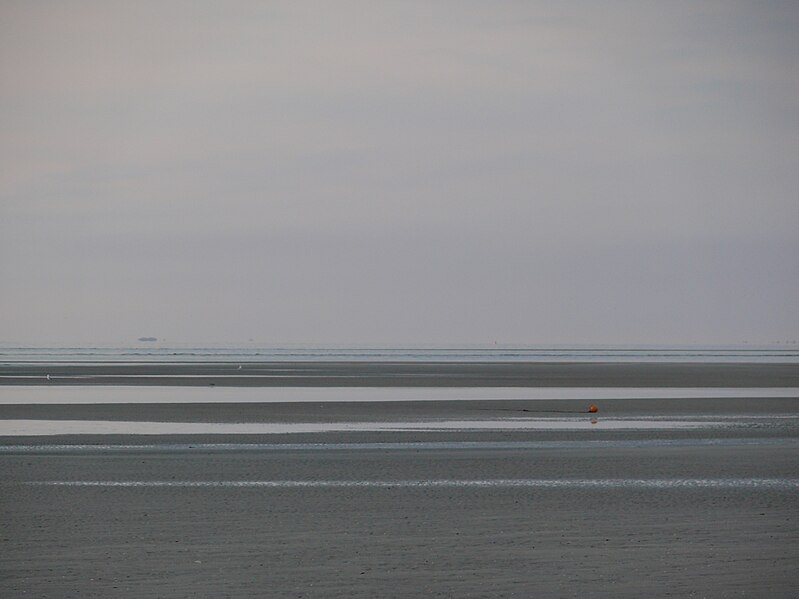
[2,1,798,346]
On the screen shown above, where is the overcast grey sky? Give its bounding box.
[1,1,797,346]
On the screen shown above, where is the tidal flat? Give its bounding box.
[1,362,798,597]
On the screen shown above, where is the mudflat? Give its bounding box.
[2,433,798,597]
[2,360,799,386]
[1,364,798,597]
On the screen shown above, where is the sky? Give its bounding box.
[1,1,798,346]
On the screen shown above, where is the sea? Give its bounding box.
[1,344,798,364]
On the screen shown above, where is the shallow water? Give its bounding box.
[2,385,798,404]
[3,345,799,363]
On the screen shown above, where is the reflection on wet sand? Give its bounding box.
[0,416,766,435]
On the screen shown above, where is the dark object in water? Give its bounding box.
[138,337,157,342]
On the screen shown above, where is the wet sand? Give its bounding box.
[2,395,798,422]
[2,360,799,386]
[2,431,798,597]
[1,365,798,597]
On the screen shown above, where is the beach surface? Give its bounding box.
[1,362,798,597]
[2,360,799,387]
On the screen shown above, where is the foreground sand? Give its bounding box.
[1,365,798,597]
[1,439,797,597]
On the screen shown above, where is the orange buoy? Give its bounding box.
[588,403,599,413]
